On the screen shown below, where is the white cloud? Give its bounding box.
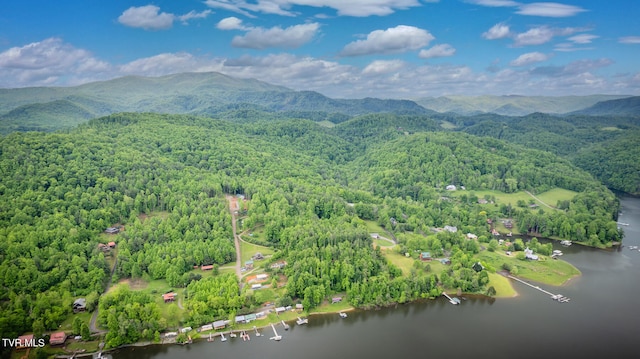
[118,5,175,30]
[217,17,248,30]
[340,25,434,56]
[513,26,555,46]
[483,23,511,40]
[516,2,587,17]
[0,38,111,87]
[568,34,598,44]
[619,36,640,44]
[362,60,406,75]
[204,0,425,17]
[419,44,456,58]
[118,5,212,30]
[509,52,549,66]
[466,0,520,7]
[231,23,320,49]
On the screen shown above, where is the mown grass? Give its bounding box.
[487,272,517,298]
[363,220,386,233]
[536,188,577,207]
[240,240,275,264]
[477,251,580,286]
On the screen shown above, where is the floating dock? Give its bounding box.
[507,275,570,303]
[296,317,308,325]
[442,292,460,305]
[270,323,282,341]
[281,320,290,330]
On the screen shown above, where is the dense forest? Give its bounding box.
[0,110,626,351]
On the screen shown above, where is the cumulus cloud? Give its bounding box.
[418,44,456,58]
[118,5,211,30]
[362,60,406,75]
[204,0,425,17]
[216,17,249,30]
[509,52,549,66]
[619,36,640,44]
[340,25,434,56]
[230,23,320,49]
[483,23,511,40]
[516,2,587,17]
[0,38,111,87]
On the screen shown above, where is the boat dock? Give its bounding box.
[507,275,570,303]
[442,292,460,305]
[270,323,282,341]
[281,320,290,330]
[296,317,308,325]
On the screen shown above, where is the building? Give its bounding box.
[251,284,262,290]
[256,274,268,281]
[49,331,67,346]
[104,227,119,234]
[466,233,478,240]
[270,261,287,269]
[200,324,213,332]
[252,252,264,260]
[245,260,254,269]
[275,307,286,314]
[213,320,226,330]
[444,225,458,233]
[440,258,451,265]
[180,327,192,333]
[73,298,86,313]
[108,241,116,248]
[16,334,34,350]
[332,297,343,304]
[524,247,539,260]
[446,185,457,191]
[504,221,513,229]
[201,265,214,271]
[235,315,246,324]
[420,252,432,261]
[98,243,110,252]
[163,292,177,303]
[244,314,257,322]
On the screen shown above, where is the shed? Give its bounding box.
[251,284,262,290]
[49,331,67,346]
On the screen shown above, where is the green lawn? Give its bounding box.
[477,250,581,286]
[468,190,538,206]
[487,272,517,298]
[59,311,93,332]
[240,240,275,264]
[383,251,415,275]
[373,238,394,247]
[536,188,577,207]
[363,220,386,233]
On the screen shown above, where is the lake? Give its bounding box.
[112,196,640,359]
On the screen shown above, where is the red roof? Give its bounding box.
[49,331,66,345]
[163,293,177,301]
[108,241,116,247]
[201,265,214,270]
[17,334,34,349]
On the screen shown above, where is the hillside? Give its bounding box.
[571,96,640,116]
[0,72,430,134]
[414,95,631,116]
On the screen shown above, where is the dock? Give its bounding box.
[296,317,308,325]
[442,292,460,305]
[281,320,290,330]
[270,323,282,341]
[507,275,570,303]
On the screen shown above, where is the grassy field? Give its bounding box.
[240,240,275,264]
[59,311,93,332]
[383,251,415,275]
[363,220,386,233]
[536,188,577,207]
[477,251,581,286]
[439,120,458,129]
[487,272,517,298]
[373,238,394,247]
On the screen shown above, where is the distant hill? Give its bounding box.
[414,95,632,116]
[0,72,431,134]
[570,96,640,116]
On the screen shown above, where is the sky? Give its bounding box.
[0,0,639,99]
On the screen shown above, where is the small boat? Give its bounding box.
[560,240,572,246]
[339,312,347,318]
[296,317,308,325]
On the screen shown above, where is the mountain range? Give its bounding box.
[0,72,638,134]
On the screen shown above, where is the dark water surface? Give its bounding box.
[113,197,640,359]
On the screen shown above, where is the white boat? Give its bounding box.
[339,312,347,318]
[560,240,572,246]
[229,332,237,338]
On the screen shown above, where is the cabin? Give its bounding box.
[444,225,458,233]
[73,298,86,313]
[213,320,226,330]
[16,334,34,350]
[420,252,432,261]
[49,331,67,346]
[332,297,343,304]
[104,227,120,234]
[163,292,177,303]
[201,265,214,271]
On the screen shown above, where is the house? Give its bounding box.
[213,320,226,330]
[245,260,254,269]
[295,303,304,310]
[16,334,34,350]
[104,227,119,234]
[201,265,214,271]
[275,307,286,314]
[420,252,432,261]
[472,262,484,272]
[251,284,262,290]
[440,258,451,265]
[163,292,177,303]
[504,221,513,229]
[444,225,458,233]
[108,241,116,248]
[235,315,246,324]
[98,243,110,252]
[244,314,257,322]
[466,233,478,240]
[256,274,268,281]
[446,185,457,191]
[180,327,192,333]
[73,298,86,313]
[332,297,342,304]
[524,247,539,260]
[49,331,67,346]
[256,311,266,318]
[200,324,213,332]
[252,252,264,260]
[270,261,287,269]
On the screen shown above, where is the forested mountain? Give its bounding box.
[414,95,631,116]
[0,111,623,346]
[571,96,640,116]
[0,72,430,134]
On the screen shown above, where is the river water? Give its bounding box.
[113,197,640,359]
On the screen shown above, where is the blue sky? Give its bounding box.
[0,0,638,98]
